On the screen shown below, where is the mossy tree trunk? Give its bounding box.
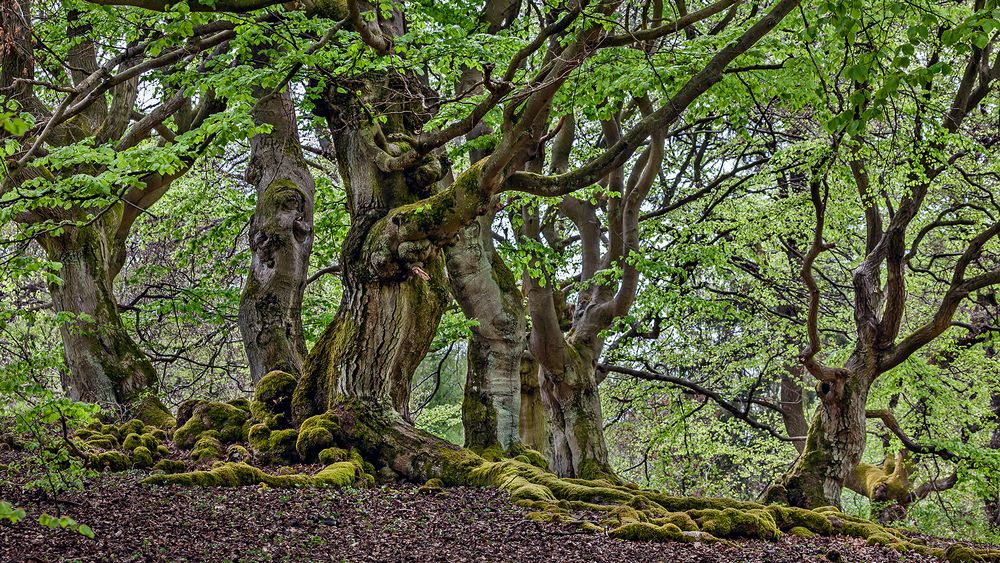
[446,212,526,452]
[518,351,551,457]
[38,212,168,421]
[443,0,528,454]
[520,107,666,479]
[770,368,872,508]
[238,85,315,384]
[536,343,611,479]
[292,81,452,423]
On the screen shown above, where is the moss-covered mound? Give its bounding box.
[76,418,173,471]
[173,402,250,449]
[142,461,373,488]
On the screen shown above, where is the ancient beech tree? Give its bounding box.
[238,58,316,384]
[0,0,230,423]
[767,13,1000,507]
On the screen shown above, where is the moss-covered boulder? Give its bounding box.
[173,402,250,449]
[692,508,781,541]
[254,371,296,414]
[119,419,146,437]
[318,447,351,465]
[175,399,204,427]
[122,432,159,452]
[133,397,176,428]
[294,413,340,462]
[418,478,444,495]
[132,446,154,468]
[227,398,251,411]
[247,425,298,464]
[83,434,120,451]
[191,435,225,463]
[90,451,130,471]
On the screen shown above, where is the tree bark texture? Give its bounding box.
[293,82,451,423]
[238,87,315,384]
[446,213,526,452]
[38,212,170,423]
[518,351,551,457]
[536,343,610,479]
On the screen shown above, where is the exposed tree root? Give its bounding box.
[69,373,1000,561]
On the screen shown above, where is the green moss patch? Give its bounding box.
[142,460,371,489]
[173,402,250,449]
[609,522,687,542]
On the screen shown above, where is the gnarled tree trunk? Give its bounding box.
[446,213,526,452]
[769,369,871,508]
[537,343,610,478]
[779,365,810,454]
[238,87,315,384]
[292,83,451,423]
[38,212,170,424]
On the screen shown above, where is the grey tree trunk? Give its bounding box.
[238,87,315,384]
[779,365,809,454]
[767,369,871,508]
[38,212,171,425]
[518,350,550,457]
[537,344,611,479]
[445,213,526,452]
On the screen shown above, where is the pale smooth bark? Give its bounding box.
[238,86,315,383]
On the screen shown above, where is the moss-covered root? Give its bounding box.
[944,544,1000,562]
[142,460,374,488]
[455,458,1000,558]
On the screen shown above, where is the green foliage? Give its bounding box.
[0,290,98,494]
[414,404,464,446]
[38,513,95,539]
[0,501,26,524]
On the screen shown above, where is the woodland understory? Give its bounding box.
[3,0,1000,560]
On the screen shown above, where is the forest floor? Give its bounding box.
[0,452,992,562]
